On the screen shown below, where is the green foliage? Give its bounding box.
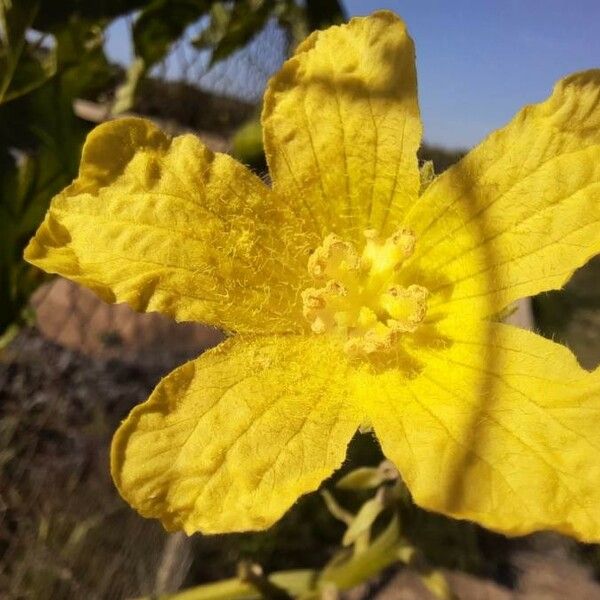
[193,1,277,66]
[0,0,347,339]
[0,1,119,338]
[116,0,346,113]
[113,0,212,113]
[191,0,345,64]
[0,0,56,103]
[33,0,146,30]
[134,0,211,66]
[0,0,352,341]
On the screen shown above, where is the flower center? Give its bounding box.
[301,229,429,356]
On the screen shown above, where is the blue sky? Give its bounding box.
[346,0,600,148]
[106,1,600,149]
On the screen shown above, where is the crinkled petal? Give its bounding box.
[25,117,311,333]
[111,335,362,534]
[405,70,600,319]
[362,320,600,541]
[263,11,422,242]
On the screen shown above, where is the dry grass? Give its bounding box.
[0,329,174,599]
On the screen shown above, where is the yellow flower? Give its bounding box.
[24,11,600,540]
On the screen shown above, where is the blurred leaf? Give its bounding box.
[0,145,63,333]
[0,0,57,102]
[114,0,209,112]
[0,17,113,147]
[0,14,112,336]
[1,40,57,103]
[273,0,307,48]
[192,0,275,67]
[0,0,38,48]
[337,461,398,491]
[0,163,44,336]
[342,493,385,547]
[33,0,146,31]
[143,570,318,600]
[304,0,346,30]
[133,0,210,66]
[321,490,353,525]
[9,23,105,161]
[320,516,402,591]
[191,2,228,48]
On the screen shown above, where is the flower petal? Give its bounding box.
[263,11,422,241]
[24,117,311,333]
[406,70,600,319]
[111,335,361,534]
[362,320,600,541]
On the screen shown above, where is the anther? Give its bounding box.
[304,294,326,310]
[390,228,416,259]
[325,280,348,296]
[380,284,429,332]
[302,230,429,356]
[308,234,359,279]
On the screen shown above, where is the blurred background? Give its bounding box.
[1,1,600,598]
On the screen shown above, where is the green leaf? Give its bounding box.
[0,2,119,338]
[0,15,111,336]
[133,0,210,66]
[320,516,402,591]
[33,0,146,31]
[273,0,308,49]
[342,493,385,547]
[1,40,57,103]
[321,490,354,525]
[192,0,275,67]
[0,0,38,41]
[0,0,57,102]
[192,2,229,49]
[117,0,209,110]
[53,17,115,97]
[0,151,49,335]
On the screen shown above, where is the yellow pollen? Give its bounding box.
[302,229,429,355]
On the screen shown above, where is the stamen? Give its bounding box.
[302,229,428,356]
[390,228,416,258]
[380,284,429,332]
[308,233,359,279]
[362,228,416,275]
